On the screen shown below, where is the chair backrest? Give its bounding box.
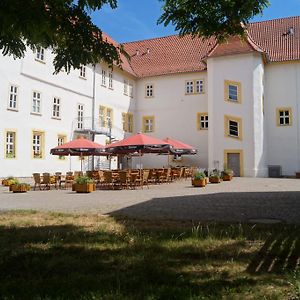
[143,169,150,181]
[42,173,51,184]
[118,171,128,183]
[98,170,104,182]
[86,171,93,178]
[103,171,113,183]
[33,173,41,184]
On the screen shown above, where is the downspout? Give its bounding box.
[91,64,96,170]
[295,64,300,172]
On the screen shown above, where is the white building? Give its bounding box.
[1,16,300,177]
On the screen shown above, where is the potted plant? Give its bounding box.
[10,183,31,193]
[222,168,234,181]
[73,175,95,193]
[2,176,17,187]
[192,171,206,187]
[209,169,221,183]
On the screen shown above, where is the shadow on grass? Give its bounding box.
[0,219,299,299]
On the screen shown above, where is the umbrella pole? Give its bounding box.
[80,153,83,172]
[139,150,142,185]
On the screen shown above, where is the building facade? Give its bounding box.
[0,16,300,177]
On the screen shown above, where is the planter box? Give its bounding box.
[2,179,11,186]
[192,178,206,187]
[73,183,96,193]
[296,172,300,179]
[222,174,233,181]
[209,177,221,184]
[10,184,31,193]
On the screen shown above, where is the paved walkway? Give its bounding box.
[1,178,300,223]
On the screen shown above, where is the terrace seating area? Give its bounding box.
[31,167,195,191]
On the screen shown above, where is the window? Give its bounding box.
[32,131,44,159]
[32,91,41,114]
[277,108,292,126]
[35,47,45,62]
[101,70,106,86]
[129,83,133,98]
[124,79,129,95]
[197,113,208,130]
[52,97,61,119]
[122,113,134,133]
[225,80,241,103]
[224,115,242,140]
[77,104,84,129]
[186,81,194,94]
[99,106,113,128]
[8,85,18,110]
[79,65,86,78]
[57,135,66,160]
[5,131,16,159]
[108,71,113,89]
[196,80,204,93]
[186,79,205,95]
[143,116,155,133]
[145,84,154,98]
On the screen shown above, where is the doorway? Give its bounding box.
[224,150,243,177]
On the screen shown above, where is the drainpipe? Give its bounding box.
[91,64,96,170]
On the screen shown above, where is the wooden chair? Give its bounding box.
[42,173,51,190]
[103,171,116,189]
[117,171,130,189]
[159,168,172,183]
[86,171,93,178]
[65,171,74,189]
[136,169,150,189]
[129,172,138,189]
[33,173,42,190]
[147,169,156,184]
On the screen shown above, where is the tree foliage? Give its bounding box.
[158,0,269,41]
[0,0,124,73]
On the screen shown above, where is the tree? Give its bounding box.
[0,0,125,73]
[158,0,269,41]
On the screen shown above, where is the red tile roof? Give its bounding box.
[122,16,300,78]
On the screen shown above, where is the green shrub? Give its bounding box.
[209,169,220,179]
[193,171,206,180]
[75,176,94,184]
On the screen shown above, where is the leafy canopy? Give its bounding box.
[0,0,124,73]
[158,0,270,41]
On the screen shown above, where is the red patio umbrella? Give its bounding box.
[105,132,171,154]
[50,137,105,171]
[163,137,197,155]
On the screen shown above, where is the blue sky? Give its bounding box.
[91,0,300,42]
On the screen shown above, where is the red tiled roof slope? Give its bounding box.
[123,16,300,78]
[124,35,217,78]
[248,16,300,63]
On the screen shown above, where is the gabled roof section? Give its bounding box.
[248,16,300,63]
[207,35,264,58]
[102,32,136,77]
[124,35,217,78]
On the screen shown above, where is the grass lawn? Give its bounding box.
[0,211,299,300]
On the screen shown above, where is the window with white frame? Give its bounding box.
[145,84,153,97]
[57,135,66,159]
[129,83,133,98]
[185,81,194,94]
[52,97,61,118]
[79,65,86,78]
[101,70,106,86]
[106,108,113,128]
[196,80,204,93]
[8,85,18,110]
[35,47,45,62]
[99,106,113,128]
[77,104,84,129]
[143,116,154,133]
[124,79,129,95]
[32,131,44,159]
[229,120,239,137]
[225,80,241,103]
[122,113,133,133]
[277,108,292,126]
[197,113,208,130]
[32,91,41,114]
[5,131,16,158]
[108,71,113,89]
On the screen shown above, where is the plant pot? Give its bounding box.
[192,178,206,187]
[10,184,31,193]
[2,179,11,186]
[209,177,221,184]
[222,174,233,181]
[74,183,95,193]
[296,172,300,179]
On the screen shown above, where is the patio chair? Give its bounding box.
[65,172,74,189]
[103,171,116,189]
[33,173,42,190]
[42,173,52,190]
[159,168,172,183]
[136,169,150,189]
[117,171,130,189]
[86,171,93,178]
[55,172,62,189]
[147,169,156,184]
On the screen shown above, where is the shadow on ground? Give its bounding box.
[109,191,300,223]
[0,217,299,299]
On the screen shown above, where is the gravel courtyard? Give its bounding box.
[1,177,300,223]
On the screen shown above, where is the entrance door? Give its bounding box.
[227,153,241,177]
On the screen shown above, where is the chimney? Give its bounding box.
[288,27,294,35]
[135,49,140,56]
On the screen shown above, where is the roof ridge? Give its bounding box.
[250,15,300,26]
[123,33,182,45]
